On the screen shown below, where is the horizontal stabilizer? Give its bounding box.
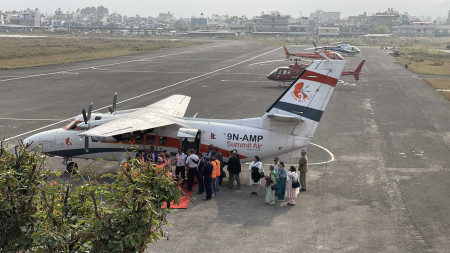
[266,114,303,122]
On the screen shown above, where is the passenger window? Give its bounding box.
[159,136,167,146]
[95,116,102,120]
[146,135,155,145]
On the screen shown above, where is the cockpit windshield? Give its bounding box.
[269,69,279,75]
[64,119,79,130]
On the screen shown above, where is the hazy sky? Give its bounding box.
[3,0,450,18]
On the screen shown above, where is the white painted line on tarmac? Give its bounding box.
[220,80,262,83]
[4,46,281,141]
[252,142,335,166]
[0,117,65,121]
[0,43,234,83]
[249,59,287,65]
[308,143,335,165]
[86,68,205,74]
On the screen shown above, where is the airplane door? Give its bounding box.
[177,128,201,153]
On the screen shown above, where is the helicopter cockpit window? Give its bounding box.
[283,70,288,75]
[95,116,102,120]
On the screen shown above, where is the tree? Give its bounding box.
[97,6,109,18]
[1,141,182,252]
[80,6,96,16]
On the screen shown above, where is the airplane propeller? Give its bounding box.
[108,92,117,114]
[81,102,93,153]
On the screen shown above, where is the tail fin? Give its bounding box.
[312,41,318,52]
[353,60,365,81]
[341,60,365,81]
[283,46,290,59]
[264,60,346,137]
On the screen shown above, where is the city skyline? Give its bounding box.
[2,0,450,19]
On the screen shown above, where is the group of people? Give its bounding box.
[173,144,228,201]
[249,149,308,206]
[129,144,309,206]
[132,145,173,169]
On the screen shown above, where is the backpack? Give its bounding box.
[251,166,261,181]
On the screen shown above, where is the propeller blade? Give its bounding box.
[87,102,93,122]
[112,92,117,113]
[85,137,89,153]
[82,109,88,124]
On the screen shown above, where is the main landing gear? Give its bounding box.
[64,161,78,174]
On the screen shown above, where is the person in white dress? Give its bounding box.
[248,156,263,195]
[286,166,300,206]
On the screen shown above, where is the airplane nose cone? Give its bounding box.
[24,135,40,150]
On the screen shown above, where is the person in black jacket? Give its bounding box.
[202,156,213,200]
[196,153,205,194]
[227,150,242,190]
[214,146,225,186]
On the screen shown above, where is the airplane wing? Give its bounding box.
[79,95,191,137]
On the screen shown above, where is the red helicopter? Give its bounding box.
[267,59,365,83]
[283,45,345,60]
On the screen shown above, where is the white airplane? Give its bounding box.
[24,59,347,171]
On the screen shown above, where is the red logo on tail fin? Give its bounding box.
[292,82,310,102]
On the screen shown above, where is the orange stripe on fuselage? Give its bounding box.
[301,70,338,87]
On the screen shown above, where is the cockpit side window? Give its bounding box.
[95,116,102,120]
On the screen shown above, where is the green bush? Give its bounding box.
[1,141,182,252]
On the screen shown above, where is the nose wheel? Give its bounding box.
[66,162,78,174]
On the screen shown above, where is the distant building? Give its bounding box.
[392,22,450,37]
[51,20,65,27]
[0,14,3,25]
[369,8,400,32]
[447,10,450,24]
[254,11,289,32]
[341,13,370,36]
[310,10,340,24]
[7,8,41,26]
[208,14,227,28]
[318,27,339,36]
[159,12,174,21]
[288,25,310,36]
[191,17,207,28]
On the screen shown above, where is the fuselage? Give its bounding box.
[267,62,308,82]
[325,45,360,55]
[24,113,310,163]
[288,51,344,60]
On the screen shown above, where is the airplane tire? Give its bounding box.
[66,162,78,174]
